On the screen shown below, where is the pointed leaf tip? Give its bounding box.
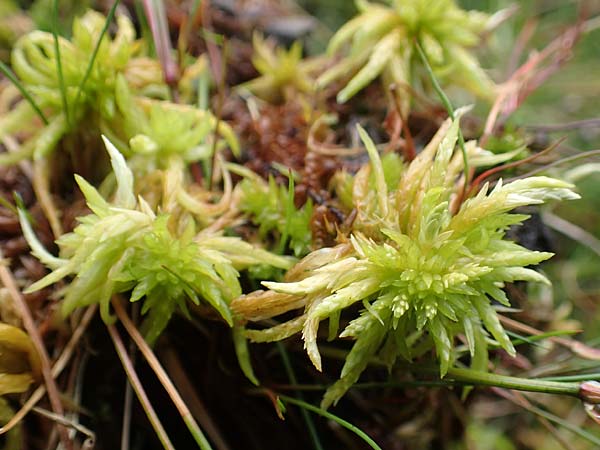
[101,135,136,209]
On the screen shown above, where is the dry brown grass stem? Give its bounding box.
[0,251,72,450]
[0,305,97,435]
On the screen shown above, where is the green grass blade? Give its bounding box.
[277,344,324,450]
[415,41,469,187]
[278,394,383,450]
[276,174,295,255]
[539,373,600,382]
[52,0,71,127]
[197,71,210,110]
[446,367,581,397]
[507,329,579,348]
[0,61,48,125]
[525,402,600,447]
[73,0,122,111]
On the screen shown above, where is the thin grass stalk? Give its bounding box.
[31,407,95,444]
[446,367,581,396]
[276,343,324,450]
[120,304,138,450]
[500,389,577,450]
[73,0,122,113]
[468,138,563,197]
[506,329,580,348]
[111,296,214,450]
[177,0,202,60]
[134,0,154,55]
[0,251,72,450]
[318,346,586,397]
[0,305,97,435]
[494,388,600,447]
[161,349,231,450]
[508,148,600,181]
[52,0,71,127]
[500,315,600,360]
[276,176,296,255]
[107,323,175,450]
[277,394,383,450]
[541,373,600,382]
[415,41,470,190]
[32,159,63,238]
[0,61,48,124]
[271,380,455,391]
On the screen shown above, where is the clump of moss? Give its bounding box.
[233,116,579,407]
[318,0,496,108]
[21,137,292,346]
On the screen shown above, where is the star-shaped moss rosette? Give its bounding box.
[20,137,293,348]
[232,115,579,408]
[317,0,497,107]
[109,74,239,165]
[98,74,240,224]
[237,173,313,258]
[237,33,324,104]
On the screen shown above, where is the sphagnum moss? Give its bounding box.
[232,115,580,408]
[20,137,292,347]
[317,0,498,109]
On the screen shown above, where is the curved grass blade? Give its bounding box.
[277,343,324,450]
[415,41,469,188]
[107,323,175,450]
[52,0,71,127]
[519,397,600,446]
[540,373,600,382]
[73,0,122,111]
[112,297,214,450]
[278,394,382,450]
[0,61,48,125]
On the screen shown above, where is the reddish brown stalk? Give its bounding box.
[111,297,192,414]
[467,138,564,198]
[263,389,286,420]
[399,112,416,161]
[383,109,403,152]
[0,254,72,450]
[505,18,538,77]
[499,315,600,361]
[110,296,213,449]
[390,85,416,161]
[142,0,179,87]
[481,15,585,145]
[508,148,600,181]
